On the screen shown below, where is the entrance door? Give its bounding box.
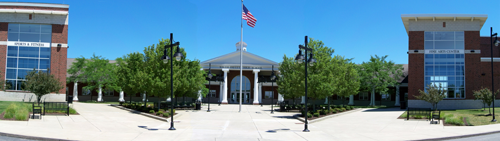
[230,75,251,104]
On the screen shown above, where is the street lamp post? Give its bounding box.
[295,36,316,132]
[161,33,184,130]
[207,63,213,112]
[490,27,500,122]
[270,65,276,114]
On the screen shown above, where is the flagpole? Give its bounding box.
[239,0,243,112]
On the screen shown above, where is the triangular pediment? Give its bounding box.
[201,51,278,70]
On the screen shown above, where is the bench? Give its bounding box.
[43,102,69,116]
[406,107,431,120]
[32,103,42,119]
[431,110,441,124]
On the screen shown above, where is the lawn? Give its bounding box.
[398,108,500,126]
[80,101,157,105]
[0,101,22,114]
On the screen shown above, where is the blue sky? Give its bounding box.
[6,0,500,64]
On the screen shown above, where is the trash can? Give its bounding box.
[67,95,73,104]
[279,102,286,112]
[195,100,201,110]
[400,101,407,109]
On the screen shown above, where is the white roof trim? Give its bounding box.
[0,9,68,15]
[200,51,278,65]
[0,2,69,8]
[401,14,488,35]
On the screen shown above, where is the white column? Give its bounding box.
[324,97,328,104]
[278,93,284,102]
[197,90,202,101]
[119,90,125,102]
[369,87,375,106]
[252,69,260,104]
[72,81,79,101]
[395,85,401,106]
[301,96,305,104]
[258,83,262,103]
[97,86,103,102]
[142,92,147,102]
[348,95,354,105]
[221,69,229,104]
[219,82,223,103]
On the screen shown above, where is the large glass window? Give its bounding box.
[230,75,251,93]
[424,31,465,98]
[6,24,51,90]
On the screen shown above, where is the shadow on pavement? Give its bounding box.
[266,128,291,133]
[362,107,405,112]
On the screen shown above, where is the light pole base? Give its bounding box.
[271,111,274,114]
[303,129,310,132]
[168,127,176,130]
[492,119,497,122]
[207,109,211,112]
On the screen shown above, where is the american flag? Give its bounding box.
[242,4,257,28]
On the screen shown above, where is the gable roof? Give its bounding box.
[200,51,279,70]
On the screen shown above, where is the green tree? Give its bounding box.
[358,55,403,106]
[277,55,303,105]
[115,52,148,104]
[82,54,120,102]
[67,57,87,99]
[415,84,446,110]
[334,57,360,106]
[473,87,498,115]
[23,69,64,103]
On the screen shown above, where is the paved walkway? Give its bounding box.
[0,103,500,140]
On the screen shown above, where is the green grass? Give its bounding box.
[398,108,500,126]
[0,101,32,120]
[352,105,389,109]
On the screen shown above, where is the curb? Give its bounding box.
[294,108,364,124]
[110,105,181,122]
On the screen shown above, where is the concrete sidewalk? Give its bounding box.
[0,102,499,141]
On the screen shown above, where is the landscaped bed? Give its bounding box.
[0,101,78,121]
[398,108,500,126]
[120,103,177,118]
[297,105,356,120]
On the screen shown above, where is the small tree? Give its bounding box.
[473,87,497,115]
[23,69,64,103]
[414,84,446,110]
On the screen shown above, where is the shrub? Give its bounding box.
[163,112,169,117]
[341,108,346,111]
[307,113,312,118]
[313,112,320,117]
[156,111,163,115]
[333,105,338,108]
[346,106,351,110]
[149,110,155,113]
[319,110,327,115]
[3,103,18,119]
[445,116,464,126]
[330,109,337,113]
[14,108,28,120]
[159,109,165,112]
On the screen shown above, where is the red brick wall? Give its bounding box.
[206,83,220,98]
[261,86,278,99]
[481,37,500,57]
[0,23,7,79]
[226,70,254,100]
[0,6,68,11]
[51,24,68,94]
[464,31,481,99]
[481,62,500,98]
[408,31,425,100]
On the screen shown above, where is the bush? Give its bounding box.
[319,110,327,115]
[333,105,338,108]
[340,108,346,112]
[3,103,18,119]
[149,110,155,113]
[307,113,312,118]
[156,111,163,115]
[313,112,320,117]
[330,109,337,113]
[445,116,464,126]
[346,106,351,110]
[163,112,169,117]
[14,108,28,120]
[159,109,165,112]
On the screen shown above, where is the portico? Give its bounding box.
[201,42,279,105]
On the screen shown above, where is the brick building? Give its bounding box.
[0,2,68,102]
[403,14,500,109]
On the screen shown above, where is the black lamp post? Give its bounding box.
[207,63,213,112]
[270,65,276,114]
[491,27,500,122]
[161,33,184,130]
[295,36,316,132]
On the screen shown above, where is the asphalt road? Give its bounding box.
[446,132,500,141]
[0,135,35,141]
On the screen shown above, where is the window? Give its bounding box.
[424,31,465,99]
[209,90,216,97]
[231,75,251,92]
[104,89,114,96]
[265,91,274,99]
[381,94,391,101]
[6,24,51,90]
[359,92,368,100]
[82,88,91,95]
